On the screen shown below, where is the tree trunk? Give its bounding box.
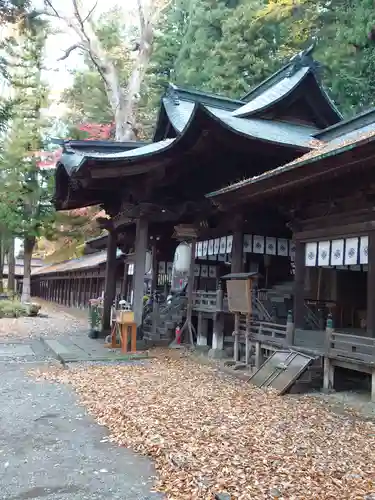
[122,23,154,140]
[7,238,15,294]
[82,21,134,141]
[0,237,4,294]
[21,236,35,303]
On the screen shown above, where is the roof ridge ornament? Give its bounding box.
[165,83,180,106]
[286,43,321,79]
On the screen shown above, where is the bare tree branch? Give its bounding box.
[57,43,84,61]
[82,0,98,24]
[43,0,60,18]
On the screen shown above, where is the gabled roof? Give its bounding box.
[206,108,375,204]
[236,45,342,127]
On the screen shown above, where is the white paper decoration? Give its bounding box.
[317,241,330,266]
[197,242,203,258]
[166,262,173,274]
[226,235,233,253]
[253,235,265,254]
[305,242,317,266]
[219,237,227,254]
[330,239,344,266]
[289,240,296,259]
[344,237,359,265]
[202,240,208,257]
[265,237,276,255]
[209,266,217,278]
[214,238,220,255]
[208,239,214,256]
[277,238,288,257]
[360,236,368,265]
[158,261,166,274]
[194,264,200,277]
[200,265,208,278]
[243,234,252,253]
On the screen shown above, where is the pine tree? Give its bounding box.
[0,18,54,302]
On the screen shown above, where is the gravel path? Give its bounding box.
[0,305,163,500]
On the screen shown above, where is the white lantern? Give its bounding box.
[145,251,152,274]
[173,242,191,272]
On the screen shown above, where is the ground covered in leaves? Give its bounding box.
[34,352,375,499]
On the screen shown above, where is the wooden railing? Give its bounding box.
[238,315,288,346]
[192,291,218,312]
[329,332,375,364]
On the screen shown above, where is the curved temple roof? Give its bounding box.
[54,46,343,211]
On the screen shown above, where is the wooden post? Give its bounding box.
[102,229,118,332]
[233,312,240,362]
[371,369,375,402]
[211,285,224,353]
[231,215,244,274]
[367,231,375,337]
[197,312,208,346]
[323,314,334,392]
[133,217,148,328]
[293,240,305,329]
[255,341,263,369]
[286,309,295,346]
[180,239,196,345]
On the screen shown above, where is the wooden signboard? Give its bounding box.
[226,279,252,314]
[221,272,258,314]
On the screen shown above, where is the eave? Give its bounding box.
[207,134,375,207]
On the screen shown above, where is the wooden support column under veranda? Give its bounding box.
[102,229,118,332]
[293,239,306,333]
[133,217,149,328]
[367,231,375,337]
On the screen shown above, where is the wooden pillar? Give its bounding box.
[102,230,118,332]
[77,277,82,308]
[367,231,375,337]
[133,217,148,327]
[323,357,334,392]
[211,286,224,354]
[231,215,244,274]
[197,312,208,346]
[121,263,128,298]
[293,239,305,330]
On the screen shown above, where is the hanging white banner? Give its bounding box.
[214,238,220,255]
[196,241,203,257]
[194,264,200,277]
[226,235,233,253]
[289,240,296,259]
[265,237,277,255]
[305,242,317,267]
[200,265,208,278]
[219,236,227,254]
[202,240,208,257]
[277,238,288,257]
[344,237,359,265]
[208,239,214,256]
[360,236,368,265]
[253,235,265,254]
[330,239,344,266]
[317,241,330,267]
[158,261,166,274]
[243,234,252,253]
[209,266,217,278]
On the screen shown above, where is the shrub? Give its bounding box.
[0,300,28,318]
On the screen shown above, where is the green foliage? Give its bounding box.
[0,299,27,318]
[147,0,375,118]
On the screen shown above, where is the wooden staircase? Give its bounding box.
[142,295,187,343]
